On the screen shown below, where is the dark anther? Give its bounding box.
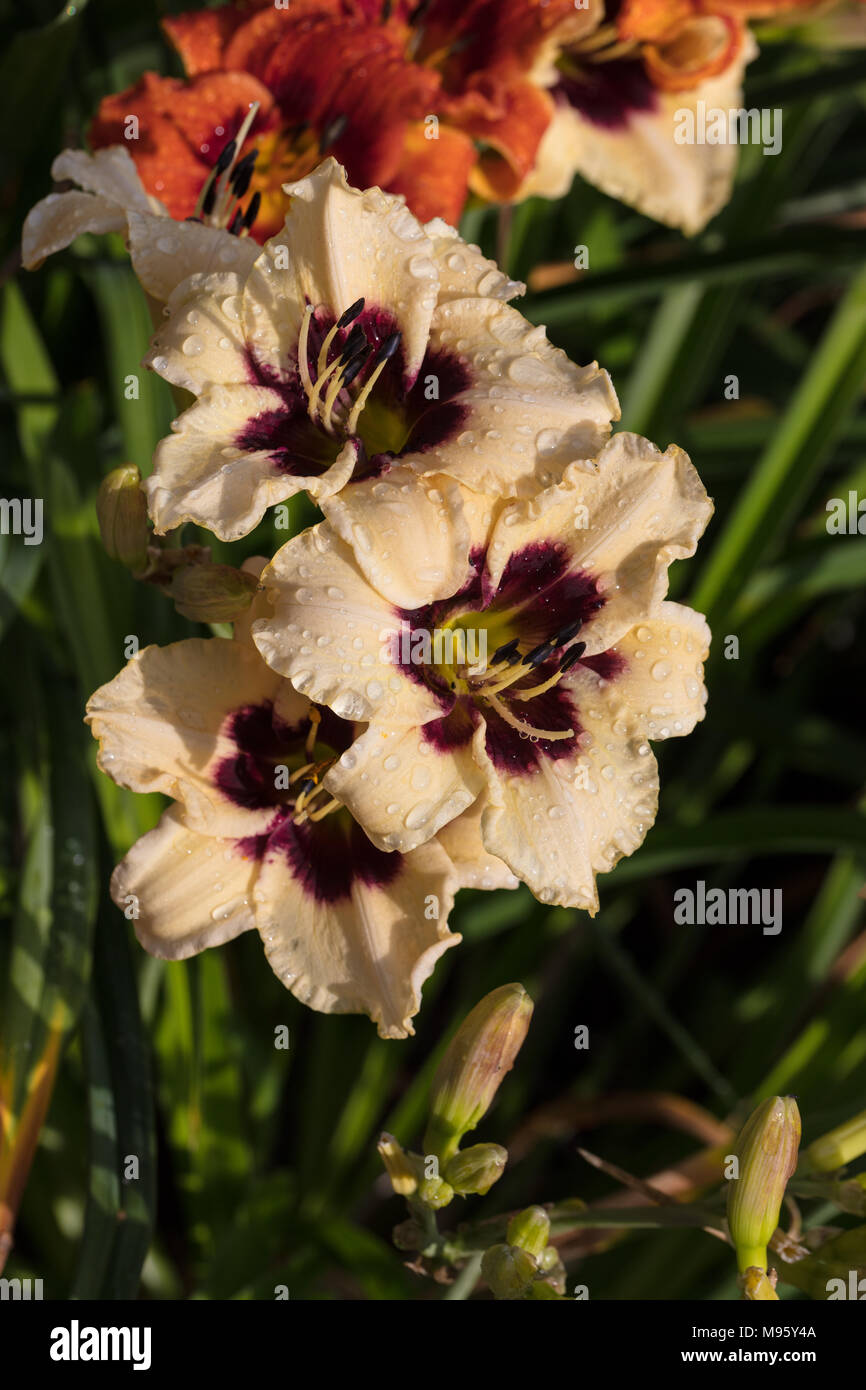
[340,349,371,390]
[241,191,261,231]
[524,639,557,667]
[214,138,237,175]
[296,778,317,800]
[320,113,348,150]
[201,180,218,217]
[559,642,587,672]
[553,617,584,646]
[409,0,434,23]
[340,324,367,362]
[382,0,392,18]
[491,637,519,665]
[337,297,365,330]
[230,149,259,186]
[230,163,255,200]
[372,331,402,366]
[227,206,244,236]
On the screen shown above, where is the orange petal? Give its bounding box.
[389,121,477,225]
[643,13,744,91]
[617,0,696,43]
[162,7,246,76]
[464,80,555,203]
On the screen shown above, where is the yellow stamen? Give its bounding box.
[304,708,321,758]
[345,354,390,437]
[306,795,341,823]
[514,668,566,701]
[486,691,574,742]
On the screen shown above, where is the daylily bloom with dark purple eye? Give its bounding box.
[252,431,713,913]
[142,157,618,541]
[84,588,512,1037]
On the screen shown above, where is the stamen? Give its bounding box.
[240,190,261,236]
[306,795,341,823]
[316,312,364,383]
[523,638,558,667]
[307,330,366,423]
[487,691,574,742]
[319,113,348,151]
[304,708,321,758]
[490,637,519,666]
[554,618,584,646]
[227,206,244,236]
[559,641,587,673]
[298,305,315,402]
[345,331,401,436]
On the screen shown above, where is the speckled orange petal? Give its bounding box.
[644,13,743,91]
[464,80,555,202]
[415,0,579,84]
[162,7,247,76]
[388,120,477,225]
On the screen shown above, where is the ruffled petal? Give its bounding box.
[253,834,460,1038]
[324,720,485,852]
[319,468,481,609]
[126,210,259,302]
[85,636,289,839]
[477,690,660,913]
[22,191,128,269]
[599,601,711,740]
[144,386,356,538]
[253,523,448,726]
[424,217,525,304]
[486,431,713,656]
[435,798,520,891]
[245,159,437,388]
[408,298,619,496]
[110,806,259,959]
[145,270,254,395]
[52,146,159,212]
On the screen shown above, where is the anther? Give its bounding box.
[553,617,584,646]
[490,637,519,665]
[560,641,587,672]
[214,139,237,176]
[345,332,401,435]
[320,113,348,150]
[337,297,365,330]
[227,206,244,236]
[241,190,261,234]
[524,638,557,667]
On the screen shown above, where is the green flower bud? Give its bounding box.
[170,563,258,622]
[392,1219,424,1252]
[481,1243,537,1301]
[417,1174,454,1209]
[727,1096,801,1273]
[506,1205,550,1258]
[443,1143,507,1196]
[377,1133,419,1197]
[806,1108,866,1173]
[423,984,533,1162]
[96,465,149,572]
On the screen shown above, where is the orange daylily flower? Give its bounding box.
[89,0,579,233]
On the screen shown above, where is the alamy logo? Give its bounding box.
[0,497,43,545]
[382,625,487,672]
[0,1276,43,1299]
[49,1320,152,1371]
[673,881,782,936]
[674,103,782,156]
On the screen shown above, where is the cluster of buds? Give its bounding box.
[96,463,258,622]
[482,1207,567,1301]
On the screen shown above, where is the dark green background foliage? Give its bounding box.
[1,0,864,1300]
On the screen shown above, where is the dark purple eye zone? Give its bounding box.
[556,58,658,130]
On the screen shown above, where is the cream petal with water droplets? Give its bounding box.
[523,39,756,235]
[320,469,482,610]
[86,636,290,840]
[244,158,437,388]
[324,720,486,854]
[435,798,520,892]
[424,217,525,305]
[144,387,357,539]
[477,695,660,914]
[22,191,128,269]
[485,431,713,657]
[110,806,259,960]
[607,603,711,742]
[253,524,447,727]
[407,298,619,497]
[145,271,252,395]
[127,209,258,303]
[52,146,161,213]
[253,837,460,1039]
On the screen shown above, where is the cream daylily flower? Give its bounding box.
[141,157,618,542]
[84,619,499,1038]
[252,431,713,913]
[22,146,258,302]
[522,35,757,235]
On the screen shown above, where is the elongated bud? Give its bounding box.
[806,1108,866,1173]
[727,1096,801,1272]
[507,1205,550,1258]
[739,1268,779,1301]
[443,1143,507,1196]
[481,1243,537,1301]
[423,984,533,1162]
[96,465,149,571]
[170,564,258,622]
[377,1133,418,1197]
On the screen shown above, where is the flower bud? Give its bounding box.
[417,1174,454,1209]
[481,1243,537,1300]
[806,1108,866,1173]
[170,563,258,622]
[377,1133,418,1197]
[739,1268,779,1301]
[727,1096,801,1272]
[423,984,533,1162]
[443,1143,507,1196]
[506,1205,550,1258]
[392,1219,424,1251]
[96,465,149,571]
